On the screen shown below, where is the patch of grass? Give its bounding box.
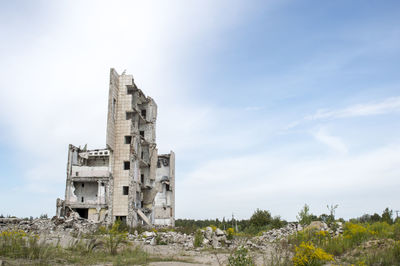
[362,241,400,265]
[0,230,52,262]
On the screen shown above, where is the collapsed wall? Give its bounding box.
[57,69,175,227]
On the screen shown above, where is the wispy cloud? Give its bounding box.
[313,127,348,153]
[306,97,400,120]
[288,97,400,129]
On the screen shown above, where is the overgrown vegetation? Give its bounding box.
[98,220,128,255]
[228,246,254,266]
[194,229,204,247]
[288,206,400,265]
[0,222,190,265]
[292,241,334,266]
[2,206,399,265]
[0,230,51,261]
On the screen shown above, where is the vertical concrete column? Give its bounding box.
[66,180,73,203]
[97,180,101,205]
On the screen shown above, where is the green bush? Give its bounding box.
[228,246,254,266]
[249,209,272,227]
[297,204,313,226]
[227,227,235,240]
[99,220,128,255]
[393,221,400,240]
[369,221,392,238]
[292,241,334,266]
[193,230,204,248]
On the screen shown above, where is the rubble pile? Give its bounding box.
[130,226,231,249]
[130,230,195,249]
[0,217,99,235]
[0,217,100,247]
[0,218,344,250]
[255,223,303,243]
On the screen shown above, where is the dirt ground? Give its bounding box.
[144,244,275,265]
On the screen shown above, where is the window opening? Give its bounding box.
[123,186,129,195]
[124,161,130,170]
[124,136,132,144]
[126,112,134,120]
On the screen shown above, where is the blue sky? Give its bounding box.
[0,0,399,221]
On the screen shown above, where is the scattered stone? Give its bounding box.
[306,221,328,231]
[215,228,224,236]
[205,227,213,240]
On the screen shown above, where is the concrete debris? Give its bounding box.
[0,217,100,248]
[215,228,224,236]
[0,218,344,251]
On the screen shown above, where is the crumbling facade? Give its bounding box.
[57,69,175,227]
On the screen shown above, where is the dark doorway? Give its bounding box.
[115,216,127,224]
[74,208,88,219]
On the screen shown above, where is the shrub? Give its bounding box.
[297,204,313,226]
[249,209,272,227]
[227,227,235,240]
[99,220,128,255]
[228,246,254,266]
[292,241,334,266]
[369,221,391,238]
[382,207,394,225]
[193,230,204,248]
[343,222,373,245]
[393,221,400,240]
[155,234,167,245]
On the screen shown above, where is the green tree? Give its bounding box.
[297,204,313,226]
[249,209,272,227]
[382,207,393,225]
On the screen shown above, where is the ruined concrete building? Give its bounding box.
[56,69,175,227]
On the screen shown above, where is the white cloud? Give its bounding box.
[312,127,348,153]
[306,97,400,120]
[287,96,400,129]
[304,97,400,120]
